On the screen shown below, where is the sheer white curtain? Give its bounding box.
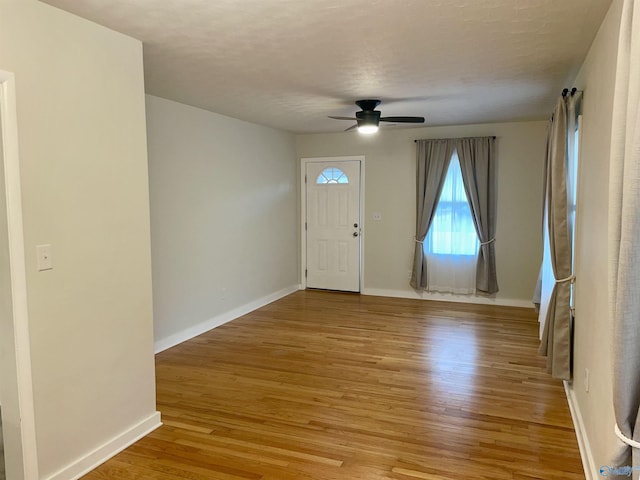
[425,150,479,294]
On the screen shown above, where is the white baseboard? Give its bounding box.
[154,284,301,353]
[45,411,162,480]
[361,287,534,309]
[564,381,596,480]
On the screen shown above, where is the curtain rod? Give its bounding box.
[562,87,583,97]
[414,136,496,143]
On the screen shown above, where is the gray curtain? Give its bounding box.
[538,91,581,380]
[457,137,498,294]
[410,139,456,289]
[609,0,640,474]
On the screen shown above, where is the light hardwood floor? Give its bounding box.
[83,291,584,480]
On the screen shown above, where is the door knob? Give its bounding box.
[353,223,358,228]
[353,232,359,237]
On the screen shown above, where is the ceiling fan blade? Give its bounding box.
[344,124,358,132]
[329,116,357,120]
[380,116,425,123]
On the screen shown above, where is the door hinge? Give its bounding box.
[305,269,308,277]
[305,222,307,231]
[305,175,307,183]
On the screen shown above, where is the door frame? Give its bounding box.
[300,156,365,291]
[0,70,40,479]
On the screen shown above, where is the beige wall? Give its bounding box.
[146,95,299,350]
[0,0,157,477]
[296,121,547,305]
[570,0,623,474]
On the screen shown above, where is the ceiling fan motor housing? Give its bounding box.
[356,109,381,127]
[355,99,382,111]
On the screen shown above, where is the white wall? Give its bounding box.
[0,1,158,478]
[568,0,623,475]
[296,121,547,306]
[146,95,299,351]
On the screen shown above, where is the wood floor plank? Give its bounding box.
[82,291,584,479]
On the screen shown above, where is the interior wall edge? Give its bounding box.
[564,381,597,480]
[0,69,39,480]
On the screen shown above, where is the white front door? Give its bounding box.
[305,160,361,292]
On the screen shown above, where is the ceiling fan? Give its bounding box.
[329,99,425,134]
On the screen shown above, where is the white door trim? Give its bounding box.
[300,156,365,291]
[0,70,40,479]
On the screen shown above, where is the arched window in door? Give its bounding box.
[316,167,349,184]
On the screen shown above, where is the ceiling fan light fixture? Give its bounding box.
[358,124,379,134]
[356,110,381,134]
[330,100,424,133]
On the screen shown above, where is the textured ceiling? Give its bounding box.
[41,0,612,133]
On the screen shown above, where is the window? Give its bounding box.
[316,167,349,184]
[425,151,479,256]
[568,115,581,312]
[424,150,479,294]
[568,116,581,265]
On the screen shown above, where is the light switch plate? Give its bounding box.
[36,244,53,271]
[373,212,382,221]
